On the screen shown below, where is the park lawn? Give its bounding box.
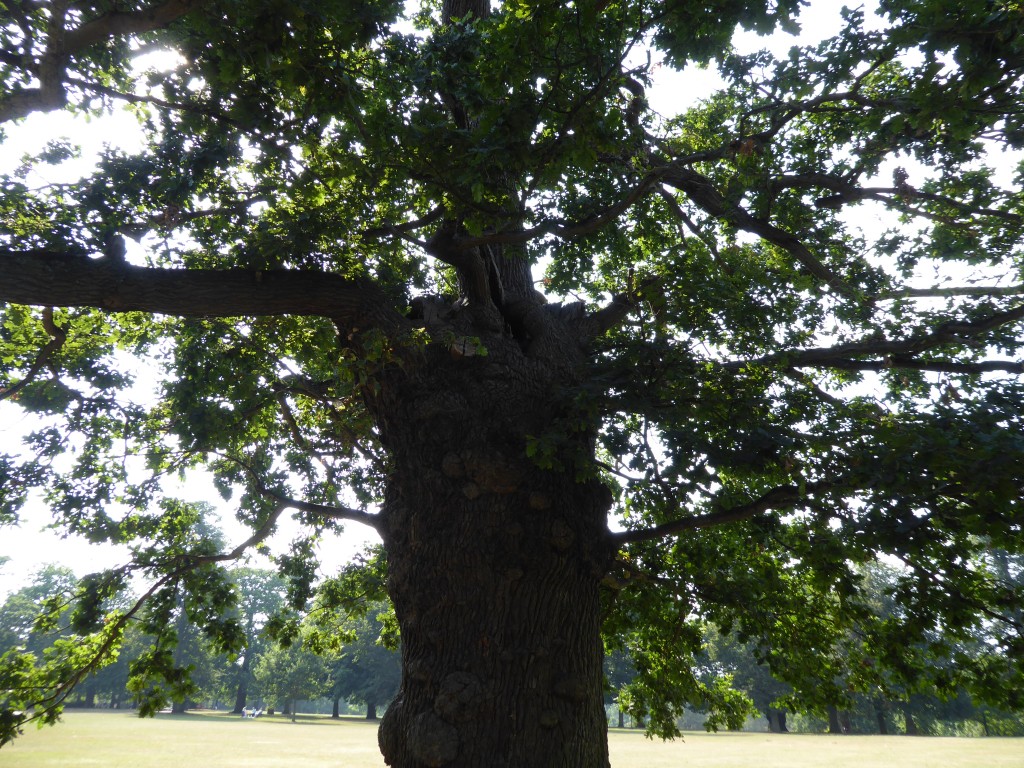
[0,711,1021,768]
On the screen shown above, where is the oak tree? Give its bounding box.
[2,0,1024,765]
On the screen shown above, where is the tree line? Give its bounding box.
[3,544,1020,735]
[0,550,400,722]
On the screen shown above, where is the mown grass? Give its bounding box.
[0,710,1020,768]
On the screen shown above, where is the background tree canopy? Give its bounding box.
[1,1,1023,766]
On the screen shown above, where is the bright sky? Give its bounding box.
[0,2,886,599]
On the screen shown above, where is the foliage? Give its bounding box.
[252,639,330,720]
[319,603,401,718]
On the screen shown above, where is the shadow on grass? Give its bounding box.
[154,710,380,728]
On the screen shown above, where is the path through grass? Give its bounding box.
[0,711,1020,768]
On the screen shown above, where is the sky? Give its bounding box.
[0,2,875,599]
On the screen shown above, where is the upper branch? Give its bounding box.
[725,303,1024,372]
[613,481,834,545]
[662,167,860,300]
[0,249,408,337]
[63,0,205,52]
[0,0,204,123]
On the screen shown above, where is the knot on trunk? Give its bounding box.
[554,676,589,702]
[407,711,460,767]
[461,450,522,495]
[434,671,486,722]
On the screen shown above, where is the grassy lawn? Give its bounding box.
[0,710,1020,768]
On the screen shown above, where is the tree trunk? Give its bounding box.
[367,701,378,721]
[827,705,842,734]
[902,703,918,735]
[839,710,852,734]
[231,650,251,715]
[875,700,889,735]
[767,709,788,733]
[371,330,614,768]
[332,696,341,719]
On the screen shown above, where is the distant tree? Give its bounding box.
[226,567,287,715]
[603,647,636,728]
[0,565,78,656]
[704,630,791,733]
[325,605,401,720]
[253,640,330,722]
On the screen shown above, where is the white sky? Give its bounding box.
[0,2,888,598]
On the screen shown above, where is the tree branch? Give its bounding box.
[0,0,204,123]
[223,453,382,533]
[883,284,1024,299]
[63,0,205,52]
[0,249,408,337]
[0,307,67,402]
[661,167,860,300]
[361,205,445,242]
[725,303,1024,372]
[613,481,833,545]
[810,357,1024,375]
[454,171,662,250]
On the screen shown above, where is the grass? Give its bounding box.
[0,710,1020,768]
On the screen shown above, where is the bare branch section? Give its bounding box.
[223,453,382,533]
[0,249,408,337]
[0,0,204,123]
[725,303,1024,373]
[613,481,834,545]
[63,0,204,51]
[883,284,1024,299]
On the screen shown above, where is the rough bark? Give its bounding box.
[369,316,614,767]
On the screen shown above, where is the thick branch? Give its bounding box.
[662,167,859,300]
[0,249,408,336]
[807,357,1024,375]
[883,284,1024,299]
[63,0,204,52]
[0,0,203,123]
[614,482,833,545]
[268,492,381,530]
[725,303,1024,372]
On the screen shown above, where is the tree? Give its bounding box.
[702,629,790,732]
[252,640,330,722]
[0,565,78,657]
[325,604,401,720]
[2,0,1024,764]
[225,567,287,715]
